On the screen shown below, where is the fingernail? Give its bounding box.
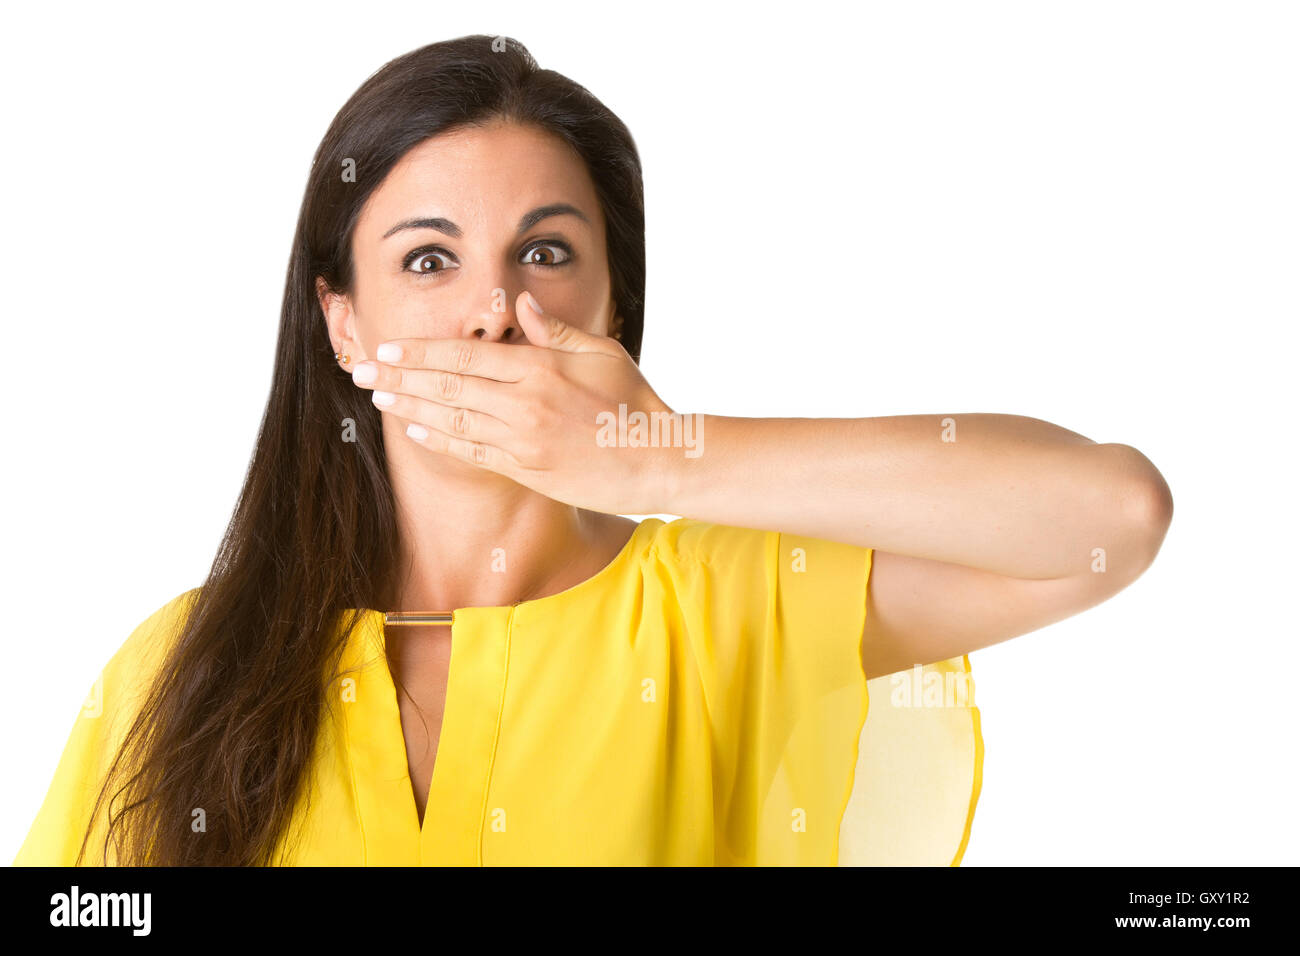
[376,343,402,362]
[406,423,428,440]
[352,363,378,385]
[372,391,396,407]
[525,291,543,314]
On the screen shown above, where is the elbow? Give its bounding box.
[1109,443,1174,575]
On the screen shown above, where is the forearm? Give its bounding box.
[659,412,1172,581]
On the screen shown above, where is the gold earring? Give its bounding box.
[335,351,351,364]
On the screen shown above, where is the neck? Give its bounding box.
[383,425,602,611]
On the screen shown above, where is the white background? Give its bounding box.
[1,0,1296,866]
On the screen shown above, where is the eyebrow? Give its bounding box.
[381,203,590,241]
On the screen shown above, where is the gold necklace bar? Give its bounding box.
[383,611,455,626]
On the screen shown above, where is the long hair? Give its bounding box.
[80,34,646,865]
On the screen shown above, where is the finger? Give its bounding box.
[514,291,617,354]
[401,416,522,479]
[369,389,513,448]
[371,337,536,381]
[354,360,517,422]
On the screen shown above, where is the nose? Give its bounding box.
[464,293,524,344]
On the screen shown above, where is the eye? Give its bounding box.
[520,240,574,268]
[402,246,459,276]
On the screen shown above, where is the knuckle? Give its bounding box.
[450,407,472,435]
[451,342,476,373]
[517,439,543,464]
[437,371,462,400]
[535,355,562,380]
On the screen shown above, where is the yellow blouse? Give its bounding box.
[13,517,982,866]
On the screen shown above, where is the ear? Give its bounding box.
[605,297,624,341]
[316,276,362,364]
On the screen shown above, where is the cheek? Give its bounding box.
[547,271,615,332]
[355,283,462,345]
[351,245,445,335]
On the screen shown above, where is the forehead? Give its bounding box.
[357,121,603,238]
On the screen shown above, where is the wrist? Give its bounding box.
[648,411,708,516]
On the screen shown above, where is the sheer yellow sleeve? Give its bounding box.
[658,519,983,866]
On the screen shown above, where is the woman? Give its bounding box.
[14,34,1172,866]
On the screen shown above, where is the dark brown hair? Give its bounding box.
[80,34,645,865]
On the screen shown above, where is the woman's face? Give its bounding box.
[320,119,619,362]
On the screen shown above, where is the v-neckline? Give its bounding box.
[340,517,662,863]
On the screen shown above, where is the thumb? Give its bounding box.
[516,291,602,353]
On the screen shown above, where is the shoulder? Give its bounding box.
[643,519,872,643]
[100,588,202,703]
[647,518,866,575]
[11,588,203,867]
[646,517,774,566]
